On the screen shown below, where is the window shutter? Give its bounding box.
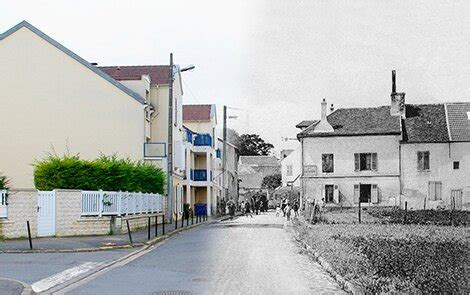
[354,154,360,171]
[333,185,339,203]
[424,151,430,170]
[371,153,378,171]
[371,184,378,203]
[353,184,359,203]
[417,152,423,171]
[436,182,442,200]
[428,181,435,200]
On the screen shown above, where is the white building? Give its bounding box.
[298,72,470,210]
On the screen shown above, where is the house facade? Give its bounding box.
[280,147,301,187]
[182,104,220,216]
[298,73,470,210]
[0,21,146,189]
[99,65,187,218]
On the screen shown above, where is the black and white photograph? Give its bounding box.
[0,1,469,294]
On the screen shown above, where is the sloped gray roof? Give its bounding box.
[295,120,319,128]
[446,102,470,142]
[401,104,449,143]
[0,21,145,104]
[239,155,279,166]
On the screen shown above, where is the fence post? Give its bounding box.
[404,201,408,224]
[186,213,189,227]
[155,215,158,237]
[147,217,151,240]
[126,220,133,244]
[117,191,122,216]
[99,190,104,217]
[358,201,361,224]
[162,215,165,235]
[26,221,33,250]
[191,211,194,225]
[181,211,184,228]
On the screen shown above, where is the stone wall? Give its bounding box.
[0,190,168,239]
[0,189,38,239]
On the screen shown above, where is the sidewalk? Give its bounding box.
[0,216,215,253]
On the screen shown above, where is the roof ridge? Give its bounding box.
[98,65,170,68]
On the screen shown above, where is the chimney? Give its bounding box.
[390,70,406,117]
[314,98,334,133]
[330,103,335,113]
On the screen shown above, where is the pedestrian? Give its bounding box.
[275,205,281,217]
[245,201,253,218]
[281,198,287,217]
[285,203,292,221]
[293,202,299,217]
[241,200,246,215]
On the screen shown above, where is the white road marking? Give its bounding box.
[31,262,103,293]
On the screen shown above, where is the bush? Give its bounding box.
[34,154,165,193]
[294,222,470,293]
[0,173,9,189]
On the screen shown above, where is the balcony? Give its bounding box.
[185,128,193,143]
[216,149,221,158]
[193,134,212,146]
[190,169,212,181]
[144,142,166,158]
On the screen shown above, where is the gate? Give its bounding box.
[37,191,56,237]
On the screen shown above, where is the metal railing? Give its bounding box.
[193,133,212,146]
[81,190,163,216]
[0,189,8,218]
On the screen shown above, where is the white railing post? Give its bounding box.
[98,189,103,217]
[117,191,122,216]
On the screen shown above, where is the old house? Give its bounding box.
[298,72,470,210]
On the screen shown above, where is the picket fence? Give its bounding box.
[81,191,163,217]
[0,190,7,218]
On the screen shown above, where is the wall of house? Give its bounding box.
[401,142,470,210]
[281,147,301,186]
[0,27,144,189]
[301,135,401,205]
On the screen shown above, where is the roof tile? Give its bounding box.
[99,66,171,86]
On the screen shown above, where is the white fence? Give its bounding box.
[0,190,7,218]
[81,191,163,216]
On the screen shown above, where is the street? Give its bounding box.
[1,212,343,294]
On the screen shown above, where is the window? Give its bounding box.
[428,181,442,200]
[417,151,430,171]
[322,154,334,173]
[354,153,377,171]
[453,161,460,170]
[286,165,293,176]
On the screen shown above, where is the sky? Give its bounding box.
[2,0,470,154]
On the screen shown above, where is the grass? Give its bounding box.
[294,220,469,293]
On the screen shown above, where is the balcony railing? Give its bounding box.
[190,169,212,181]
[0,190,8,218]
[144,142,166,158]
[216,149,221,158]
[193,134,212,146]
[185,128,193,143]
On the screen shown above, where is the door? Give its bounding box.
[325,185,334,203]
[37,191,56,237]
[451,190,463,210]
[360,184,371,203]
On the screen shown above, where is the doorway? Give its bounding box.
[360,184,371,203]
[325,185,334,203]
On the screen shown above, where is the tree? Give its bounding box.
[226,128,241,148]
[238,134,274,156]
[261,173,282,190]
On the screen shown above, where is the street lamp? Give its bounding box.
[168,53,195,223]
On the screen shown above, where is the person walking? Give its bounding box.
[293,202,299,217]
[245,201,253,218]
[285,203,292,221]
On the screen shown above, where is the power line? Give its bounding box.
[182,79,200,103]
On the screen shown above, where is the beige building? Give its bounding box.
[182,104,220,216]
[100,65,188,219]
[0,21,146,189]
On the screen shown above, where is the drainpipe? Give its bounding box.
[399,145,402,195]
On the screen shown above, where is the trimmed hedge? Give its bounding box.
[34,154,165,194]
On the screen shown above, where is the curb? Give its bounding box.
[0,277,33,295]
[292,221,363,295]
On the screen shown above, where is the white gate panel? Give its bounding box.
[37,191,56,237]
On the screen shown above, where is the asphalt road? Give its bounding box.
[68,212,344,294]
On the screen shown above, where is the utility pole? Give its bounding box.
[167,53,174,223]
[222,105,228,202]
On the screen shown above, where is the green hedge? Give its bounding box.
[0,173,9,189]
[368,207,469,226]
[34,154,165,194]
